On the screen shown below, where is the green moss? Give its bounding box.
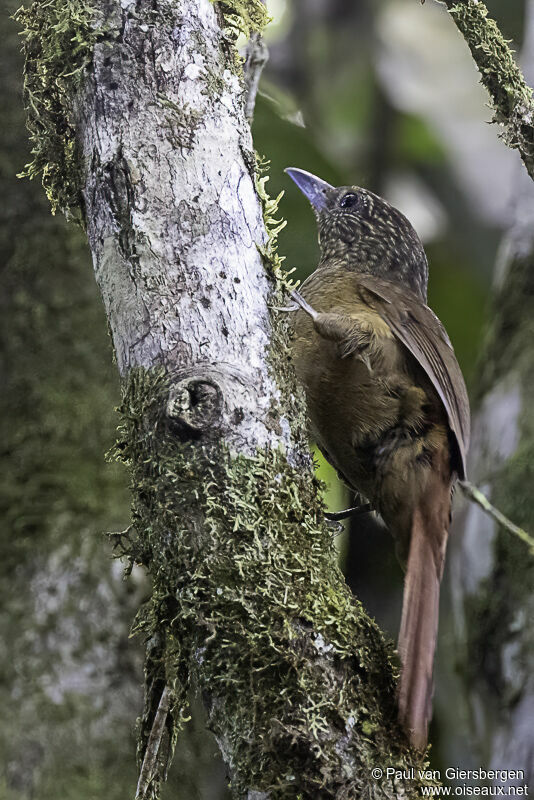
[213,0,270,38]
[255,164,289,284]
[445,1,534,169]
[113,368,429,799]
[447,1,533,113]
[15,1,107,218]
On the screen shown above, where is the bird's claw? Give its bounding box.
[325,503,373,522]
[269,303,299,312]
[290,290,319,320]
[325,517,344,535]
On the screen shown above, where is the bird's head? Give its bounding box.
[285,167,428,301]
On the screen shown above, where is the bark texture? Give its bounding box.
[17,1,436,798]
[448,5,534,785]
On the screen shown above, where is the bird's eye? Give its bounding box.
[339,192,359,209]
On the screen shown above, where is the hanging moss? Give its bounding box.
[15,1,107,218]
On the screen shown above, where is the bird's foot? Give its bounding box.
[325,517,344,535]
[269,302,299,312]
[290,290,319,320]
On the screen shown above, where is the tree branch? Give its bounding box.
[439,0,534,180]
[136,685,172,800]
[244,32,269,123]
[448,5,534,780]
[17,1,433,797]
[459,481,534,555]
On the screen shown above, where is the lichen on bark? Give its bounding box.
[112,368,429,799]
[213,0,270,37]
[16,0,437,796]
[15,0,107,218]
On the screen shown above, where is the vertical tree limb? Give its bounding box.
[17,1,433,797]
[244,32,269,123]
[449,3,534,786]
[1,4,145,797]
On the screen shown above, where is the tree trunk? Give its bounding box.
[450,160,534,788]
[17,1,428,798]
[449,4,534,786]
[0,5,140,796]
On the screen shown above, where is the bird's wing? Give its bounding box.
[356,274,470,478]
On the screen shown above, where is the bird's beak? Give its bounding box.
[284,167,333,212]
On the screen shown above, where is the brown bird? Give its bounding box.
[285,167,470,750]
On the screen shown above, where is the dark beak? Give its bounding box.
[284,167,333,212]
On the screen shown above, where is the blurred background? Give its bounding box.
[1,0,531,797]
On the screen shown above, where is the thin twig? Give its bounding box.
[244,31,269,123]
[459,480,534,555]
[136,684,172,800]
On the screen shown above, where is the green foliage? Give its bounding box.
[15,1,107,218]
[112,368,427,799]
[395,115,446,166]
[427,247,488,386]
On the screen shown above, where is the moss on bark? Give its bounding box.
[113,368,432,799]
[461,243,534,737]
[15,1,107,218]
[213,0,270,37]
[15,0,437,795]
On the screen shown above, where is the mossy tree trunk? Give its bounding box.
[16,1,432,798]
[448,5,534,787]
[449,164,534,786]
[0,4,141,797]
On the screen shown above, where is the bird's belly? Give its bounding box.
[292,328,437,516]
[298,344,396,478]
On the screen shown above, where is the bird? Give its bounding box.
[284,167,470,750]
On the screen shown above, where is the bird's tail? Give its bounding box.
[397,456,452,750]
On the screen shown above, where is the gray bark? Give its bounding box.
[79,0,286,458]
[2,3,229,796]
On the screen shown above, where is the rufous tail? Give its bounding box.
[397,456,452,750]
